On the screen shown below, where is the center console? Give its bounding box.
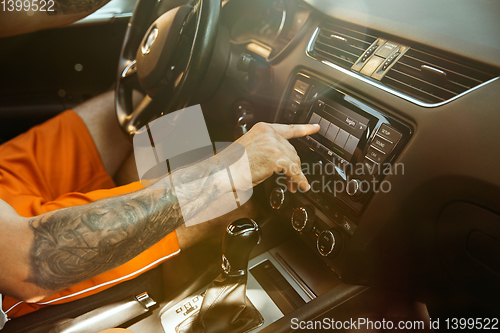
[158,72,413,333]
[267,71,412,274]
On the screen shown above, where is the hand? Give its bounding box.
[234,122,320,192]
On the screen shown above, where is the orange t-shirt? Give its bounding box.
[0,111,180,318]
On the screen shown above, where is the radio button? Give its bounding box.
[334,128,349,148]
[294,80,310,94]
[363,158,379,175]
[289,101,299,111]
[366,146,386,163]
[324,151,338,164]
[377,124,402,144]
[324,149,335,162]
[291,90,304,103]
[344,135,360,154]
[283,109,297,121]
[344,116,357,129]
[318,118,330,136]
[330,207,343,223]
[325,123,340,142]
[371,135,394,154]
[316,100,325,110]
[341,216,357,236]
[309,112,321,125]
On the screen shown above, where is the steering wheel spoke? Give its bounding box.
[119,59,143,91]
[121,60,137,80]
[116,0,221,137]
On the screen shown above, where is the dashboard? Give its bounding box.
[216,0,500,316]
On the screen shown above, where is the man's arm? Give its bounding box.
[0,149,227,302]
[0,0,110,38]
[0,122,319,302]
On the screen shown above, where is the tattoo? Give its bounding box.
[25,158,223,292]
[48,0,107,15]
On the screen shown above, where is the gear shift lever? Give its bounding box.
[222,218,261,276]
[176,218,264,333]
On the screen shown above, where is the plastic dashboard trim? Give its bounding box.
[306,27,500,108]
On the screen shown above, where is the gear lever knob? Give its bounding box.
[221,218,261,276]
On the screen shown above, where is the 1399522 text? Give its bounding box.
[1,0,55,12]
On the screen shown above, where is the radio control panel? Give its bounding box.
[267,71,412,267]
[278,72,412,214]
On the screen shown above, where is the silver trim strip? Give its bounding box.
[306,27,499,108]
[369,144,385,154]
[121,60,137,78]
[421,64,447,76]
[365,156,378,165]
[274,9,287,43]
[73,13,133,26]
[330,34,346,42]
[37,248,181,304]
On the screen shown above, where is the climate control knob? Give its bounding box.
[269,187,289,210]
[317,230,340,257]
[346,179,362,198]
[291,206,314,232]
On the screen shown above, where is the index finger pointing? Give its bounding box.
[270,123,320,140]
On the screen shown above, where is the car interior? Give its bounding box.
[1,0,499,332]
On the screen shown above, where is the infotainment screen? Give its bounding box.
[307,98,370,163]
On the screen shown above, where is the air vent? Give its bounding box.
[383,48,497,104]
[312,22,377,68]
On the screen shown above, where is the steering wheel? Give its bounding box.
[115,0,220,136]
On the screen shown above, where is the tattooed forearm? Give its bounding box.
[25,159,225,292]
[26,189,181,290]
[48,0,108,15]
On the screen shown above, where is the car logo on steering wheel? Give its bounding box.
[142,26,159,55]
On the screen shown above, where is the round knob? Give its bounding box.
[317,230,337,257]
[346,179,362,197]
[269,187,288,210]
[291,206,314,232]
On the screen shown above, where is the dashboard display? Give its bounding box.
[227,0,311,59]
[308,99,369,163]
[230,0,286,46]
